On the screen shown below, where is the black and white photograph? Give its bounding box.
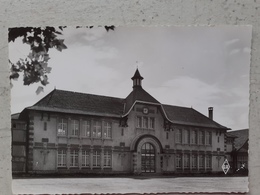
[9,26,251,194]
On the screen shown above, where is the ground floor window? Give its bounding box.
[183,154,190,169]
[93,150,101,167]
[199,155,204,169]
[176,154,182,169]
[57,149,66,167]
[70,150,79,167]
[104,151,112,168]
[82,150,90,167]
[206,155,212,169]
[191,154,197,169]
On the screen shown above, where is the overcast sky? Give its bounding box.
[9,26,251,130]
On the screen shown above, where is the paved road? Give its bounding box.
[12,176,248,194]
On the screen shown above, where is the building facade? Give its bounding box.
[13,69,230,175]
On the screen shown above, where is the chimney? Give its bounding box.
[208,107,213,120]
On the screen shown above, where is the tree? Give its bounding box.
[9,26,114,94]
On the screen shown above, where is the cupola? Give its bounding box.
[131,68,144,88]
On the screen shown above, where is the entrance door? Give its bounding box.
[141,143,155,173]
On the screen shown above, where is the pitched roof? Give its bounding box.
[227,129,249,150]
[162,104,229,129]
[124,87,161,113]
[26,89,125,117]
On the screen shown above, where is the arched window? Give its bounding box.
[141,142,156,173]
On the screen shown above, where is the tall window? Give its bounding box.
[191,154,197,169]
[183,154,190,168]
[137,116,142,128]
[176,129,182,143]
[93,150,101,167]
[70,150,79,167]
[199,155,204,169]
[205,131,211,145]
[190,130,197,144]
[82,120,91,137]
[93,121,102,138]
[143,117,148,128]
[58,118,67,136]
[82,150,90,167]
[104,151,112,168]
[57,149,66,167]
[183,129,189,144]
[104,122,112,138]
[176,154,182,168]
[149,117,155,129]
[44,122,47,131]
[206,155,212,169]
[198,131,205,145]
[71,120,79,136]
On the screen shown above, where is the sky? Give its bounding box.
[9,26,252,130]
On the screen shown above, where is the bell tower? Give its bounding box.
[131,69,144,88]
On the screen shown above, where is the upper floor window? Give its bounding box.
[190,130,197,144]
[183,129,189,144]
[82,120,91,137]
[93,121,102,138]
[198,131,205,145]
[176,129,182,143]
[143,117,148,128]
[104,122,112,138]
[71,120,79,136]
[136,116,155,129]
[149,117,155,129]
[205,131,212,145]
[57,118,67,136]
[44,122,47,131]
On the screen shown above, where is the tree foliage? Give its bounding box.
[9,26,114,94]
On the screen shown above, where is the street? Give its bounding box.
[12,176,248,194]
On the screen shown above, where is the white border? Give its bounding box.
[0,1,257,194]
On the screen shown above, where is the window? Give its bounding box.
[199,155,204,169]
[198,131,205,145]
[104,122,112,138]
[82,150,90,167]
[190,130,197,144]
[137,116,155,129]
[183,154,190,168]
[93,150,101,167]
[58,118,67,136]
[137,116,142,128]
[149,117,155,129]
[83,120,91,137]
[191,154,197,169]
[183,129,189,144]
[206,155,212,169]
[71,120,79,136]
[143,117,148,128]
[121,128,124,136]
[166,132,169,139]
[104,151,112,168]
[176,129,182,143]
[176,154,182,168]
[57,149,66,167]
[218,136,220,143]
[70,150,78,167]
[44,122,47,131]
[205,131,211,145]
[93,121,101,138]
